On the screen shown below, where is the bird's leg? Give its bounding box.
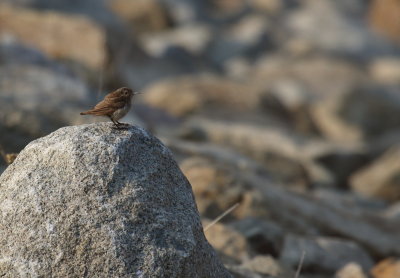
[110,117,129,130]
[110,117,122,128]
[110,118,119,127]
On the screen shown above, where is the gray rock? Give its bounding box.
[203,221,250,263]
[285,0,398,58]
[312,189,387,214]
[231,217,284,257]
[139,24,212,56]
[0,122,231,278]
[335,263,368,278]
[369,0,400,45]
[182,119,310,188]
[248,0,287,15]
[141,74,261,117]
[240,255,287,277]
[369,57,400,85]
[115,53,199,90]
[207,14,272,65]
[182,118,368,188]
[253,55,365,100]
[382,202,400,220]
[0,39,66,72]
[158,0,201,24]
[12,0,192,89]
[225,264,266,278]
[307,143,368,188]
[280,235,374,274]
[311,85,400,143]
[370,130,400,157]
[0,63,92,150]
[245,174,400,257]
[108,0,172,34]
[260,78,317,133]
[180,156,270,221]
[0,40,95,153]
[22,0,113,25]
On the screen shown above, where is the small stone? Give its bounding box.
[311,86,400,143]
[204,221,250,263]
[335,263,367,278]
[109,0,171,33]
[142,78,203,116]
[241,255,282,276]
[382,202,400,220]
[181,157,247,219]
[350,145,400,202]
[371,258,400,278]
[139,24,211,56]
[208,15,271,65]
[142,75,260,116]
[249,0,283,14]
[369,58,400,84]
[231,217,283,257]
[369,0,400,44]
[3,153,18,165]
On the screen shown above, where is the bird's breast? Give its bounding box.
[112,103,131,121]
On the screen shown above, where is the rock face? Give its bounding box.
[0,123,231,278]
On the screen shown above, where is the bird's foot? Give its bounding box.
[112,125,129,130]
[112,121,130,130]
[116,121,130,127]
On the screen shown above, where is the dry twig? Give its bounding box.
[204,203,240,232]
[294,251,306,278]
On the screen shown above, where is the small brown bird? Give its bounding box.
[80,87,141,128]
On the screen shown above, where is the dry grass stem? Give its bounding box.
[294,251,306,278]
[204,203,240,232]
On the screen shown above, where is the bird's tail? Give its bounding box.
[80,111,90,115]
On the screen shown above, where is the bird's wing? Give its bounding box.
[94,96,126,109]
[104,90,124,100]
[83,98,126,116]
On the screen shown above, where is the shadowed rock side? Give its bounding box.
[0,122,231,278]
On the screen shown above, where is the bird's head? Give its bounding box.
[119,87,133,98]
[118,87,144,99]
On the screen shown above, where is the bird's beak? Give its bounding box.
[134,91,143,95]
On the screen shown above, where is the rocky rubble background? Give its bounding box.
[0,0,400,277]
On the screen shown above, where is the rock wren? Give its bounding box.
[80,87,141,128]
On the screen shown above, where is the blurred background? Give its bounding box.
[1,0,400,277]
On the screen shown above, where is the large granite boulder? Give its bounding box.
[0,122,231,278]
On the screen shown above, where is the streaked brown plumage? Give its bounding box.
[80,87,140,128]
